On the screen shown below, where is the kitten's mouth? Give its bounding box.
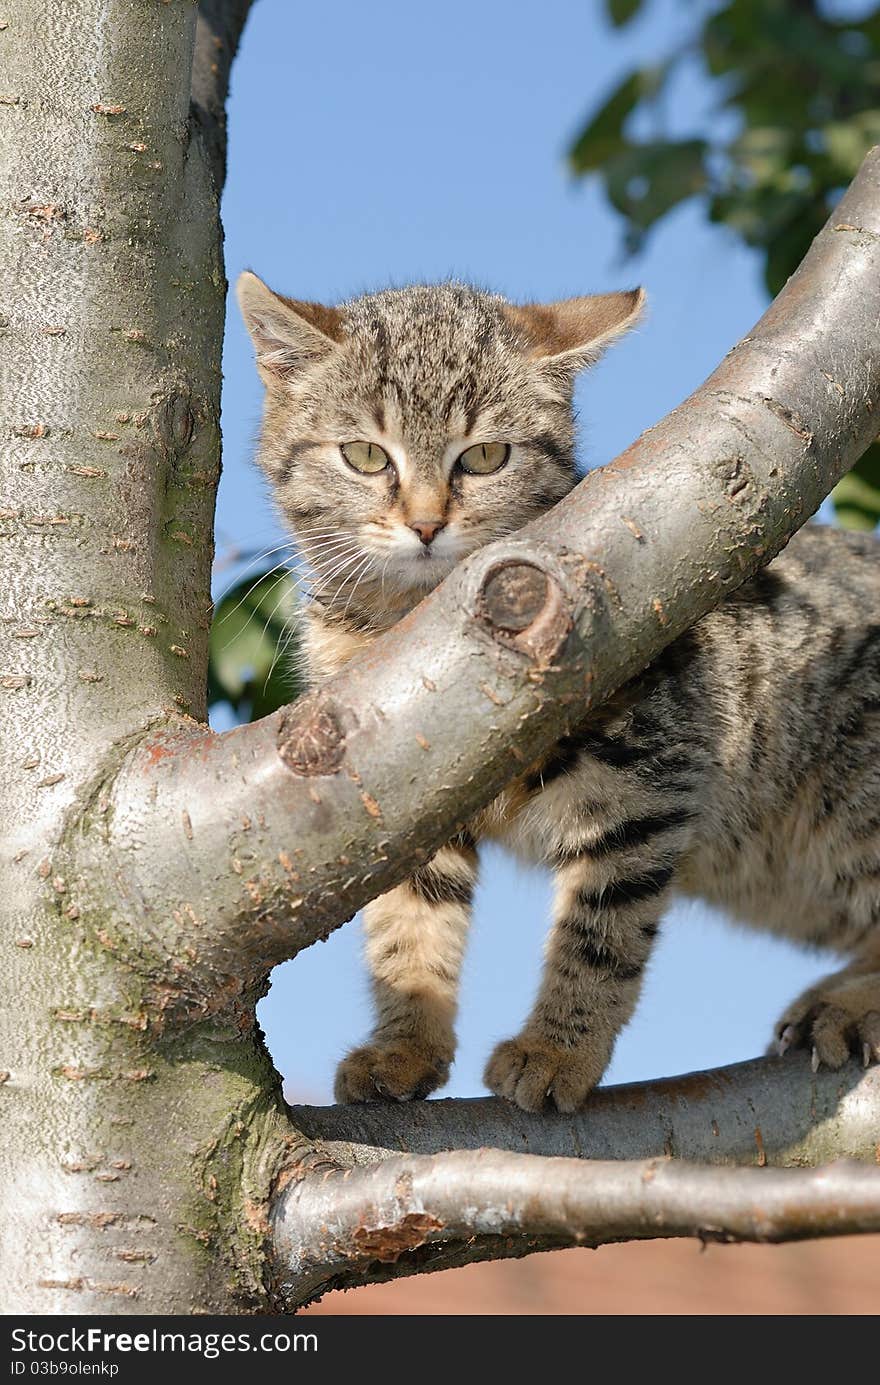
[416,544,457,567]
[396,548,458,591]
[358,530,470,595]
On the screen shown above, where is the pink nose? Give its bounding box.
[409,518,445,546]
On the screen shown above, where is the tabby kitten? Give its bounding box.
[238,271,880,1113]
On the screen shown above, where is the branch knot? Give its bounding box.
[277,697,348,776]
[479,562,572,665]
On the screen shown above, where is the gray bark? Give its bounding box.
[289,1054,880,1169]
[191,0,257,190]
[275,1153,880,1306]
[0,0,264,1316]
[1,0,878,1316]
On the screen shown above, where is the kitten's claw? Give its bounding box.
[775,982,880,1072]
[484,1034,608,1114]
[776,1023,798,1057]
[334,1040,450,1104]
[861,1012,880,1066]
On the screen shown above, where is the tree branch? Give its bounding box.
[270,1052,880,1304]
[272,1148,880,1304]
[75,149,880,1013]
[287,1053,880,1169]
[191,1,257,190]
[270,1053,880,1304]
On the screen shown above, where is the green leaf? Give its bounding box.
[607,0,644,28]
[568,0,880,296]
[832,444,880,532]
[569,69,665,173]
[602,140,707,233]
[762,201,826,296]
[729,125,794,183]
[823,112,880,179]
[208,568,302,721]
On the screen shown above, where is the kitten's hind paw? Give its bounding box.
[484,1035,606,1114]
[334,1040,450,1104]
[774,971,880,1071]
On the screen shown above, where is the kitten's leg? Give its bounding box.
[486,834,681,1113]
[334,839,477,1103]
[774,946,880,1069]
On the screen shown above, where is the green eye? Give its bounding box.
[457,442,511,475]
[340,441,390,474]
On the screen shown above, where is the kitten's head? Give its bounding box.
[238,276,643,618]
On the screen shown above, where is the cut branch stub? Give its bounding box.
[481,563,548,631]
[277,696,349,776]
[479,561,572,664]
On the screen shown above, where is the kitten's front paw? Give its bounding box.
[484,1035,606,1114]
[334,1040,450,1104]
[774,972,880,1070]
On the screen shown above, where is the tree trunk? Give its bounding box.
[0,0,274,1316]
[2,0,879,1316]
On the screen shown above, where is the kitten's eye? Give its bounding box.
[457,442,511,475]
[340,441,390,474]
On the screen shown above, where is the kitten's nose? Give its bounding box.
[409,518,446,546]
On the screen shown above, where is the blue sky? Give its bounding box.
[215,0,833,1102]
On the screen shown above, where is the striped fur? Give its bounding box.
[239,277,880,1112]
[335,842,478,1103]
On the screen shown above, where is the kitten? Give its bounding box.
[238,272,880,1113]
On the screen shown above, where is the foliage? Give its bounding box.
[208,567,301,719]
[571,0,880,529]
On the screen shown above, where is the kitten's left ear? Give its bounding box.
[236,271,345,387]
[504,288,645,373]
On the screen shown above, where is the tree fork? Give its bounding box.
[66,144,880,1309]
[268,1055,880,1301]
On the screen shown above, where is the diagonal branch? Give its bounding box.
[272,1148,880,1304]
[73,149,880,1013]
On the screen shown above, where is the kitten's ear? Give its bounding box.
[504,288,645,374]
[236,271,344,386]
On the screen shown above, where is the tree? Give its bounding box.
[569,0,880,532]
[1,0,879,1315]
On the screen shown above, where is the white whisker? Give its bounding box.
[309,550,363,603]
[214,555,301,639]
[341,554,375,621]
[264,609,302,693]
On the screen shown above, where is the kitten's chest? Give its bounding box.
[469,752,630,863]
[300,612,374,685]
[300,599,415,685]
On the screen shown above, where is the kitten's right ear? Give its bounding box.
[504,288,645,376]
[236,271,344,386]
